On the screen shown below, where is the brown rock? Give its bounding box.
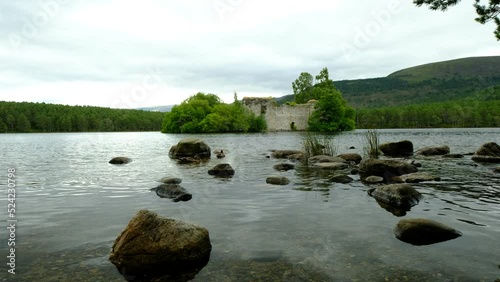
[394,218,462,246]
[337,153,362,164]
[109,210,211,279]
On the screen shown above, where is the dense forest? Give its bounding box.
[0,101,165,133]
[356,86,500,128]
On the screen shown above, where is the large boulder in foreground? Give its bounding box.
[208,163,235,178]
[471,142,500,163]
[109,210,211,280]
[416,145,450,156]
[394,218,462,246]
[169,138,211,159]
[359,159,418,181]
[379,140,414,157]
[150,184,192,202]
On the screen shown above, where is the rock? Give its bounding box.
[216,151,225,159]
[349,146,356,149]
[359,159,418,181]
[169,138,211,159]
[329,174,354,184]
[472,142,500,163]
[379,140,414,157]
[416,145,450,156]
[208,163,235,178]
[442,154,464,159]
[350,168,359,175]
[287,153,305,162]
[273,163,295,171]
[266,176,290,185]
[368,184,422,209]
[392,172,441,183]
[311,162,349,170]
[109,210,211,280]
[363,175,384,184]
[494,167,500,173]
[177,157,202,164]
[337,153,362,164]
[394,218,462,246]
[410,160,422,167]
[308,155,346,165]
[109,157,131,164]
[150,184,192,202]
[271,150,304,159]
[158,177,182,184]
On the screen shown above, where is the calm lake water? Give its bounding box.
[0,129,499,281]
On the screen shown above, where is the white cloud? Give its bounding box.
[0,0,498,108]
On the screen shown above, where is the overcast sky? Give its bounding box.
[0,0,498,109]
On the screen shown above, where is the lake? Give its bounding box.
[0,129,499,281]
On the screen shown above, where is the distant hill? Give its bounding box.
[277,56,500,108]
[137,105,173,112]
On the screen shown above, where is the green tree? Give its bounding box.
[308,87,355,132]
[414,0,500,40]
[292,72,314,103]
[16,113,31,132]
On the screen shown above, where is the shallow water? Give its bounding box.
[0,129,499,281]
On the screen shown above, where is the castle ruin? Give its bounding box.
[242,97,316,131]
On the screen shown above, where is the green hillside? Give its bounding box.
[277,56,500,108]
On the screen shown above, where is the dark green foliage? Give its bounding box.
[292,68,355,132]
[0,101,164,133]
[414,0,500,40]
[356,87,500,128]
[161,92,267,133]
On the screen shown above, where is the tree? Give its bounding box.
[292,72,314,103]
[308,87,356,132]
[414,0,500,40]
[16,113,31,132]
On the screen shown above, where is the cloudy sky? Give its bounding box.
[0,0,498,109]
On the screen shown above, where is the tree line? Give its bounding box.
[0,101,165,133]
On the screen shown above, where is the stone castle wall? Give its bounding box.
[242,97,316,131]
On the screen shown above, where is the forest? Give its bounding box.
[0,101,165,133]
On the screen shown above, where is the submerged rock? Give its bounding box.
[109,157,131,164]
[177,157,202,164]
[308,155,346,165]
[368,184,422,209]
[266,176,290,185]
[311,162,349,170]
[363,175,384,184]
[416,145,450,156]
[271,150,304,159]
[337,153,362,164]
[359,159,418,181]
[394,218,462,246]
[379,140,414,157]
[329,174,354,184]
[150,184,192,202]
[169,138,211,159]
[208,163,235,178]
[273,163,295,171]
[109,210,211,280]
[392,172,441,183]
[494,167,500,173]
[158,177,182,184]
[472,142,500,163]
[442,154,464,159]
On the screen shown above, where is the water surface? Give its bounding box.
[0,129,499,281]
